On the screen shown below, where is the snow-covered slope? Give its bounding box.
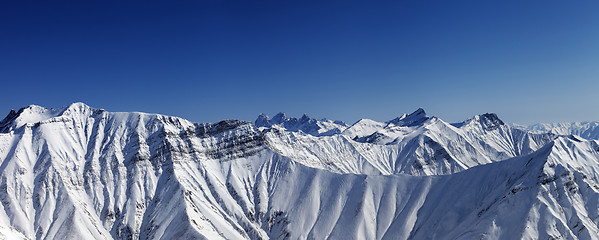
[1,103,599,239]
[515,122,599,140]
[262,136,599,239]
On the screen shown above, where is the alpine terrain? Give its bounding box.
[514,122,599,140]
[1,102,599,240]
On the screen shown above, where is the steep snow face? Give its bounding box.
[1,103,599,240]
[515,122,599,140]
[254,112,347,137]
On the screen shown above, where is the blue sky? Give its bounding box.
[1,1,598,125]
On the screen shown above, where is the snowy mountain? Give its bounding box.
[514,121,599,140]
[1,103,599,239]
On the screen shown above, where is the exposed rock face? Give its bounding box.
[1,103,598,239]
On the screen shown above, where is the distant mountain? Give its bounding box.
[514,121,599,140]
[254,112,347,136]
[0,103,598,239]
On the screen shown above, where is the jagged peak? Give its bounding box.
[255,112,348,136]
[257,112,344,126]
[454,112,505,130]
[478,113,503,125]
[271,112,289,124]
[387,108,429,127]
[255,113,271,127]
[299,114,311,123]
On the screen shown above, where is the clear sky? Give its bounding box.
[1,1,598,125]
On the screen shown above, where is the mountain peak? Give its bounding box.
[453,113,504,130]
[60,102,95,116]
[299,114,311,123]
[387,108,429,127]
[0,104,60,132]
[465,113,505,131]
[0,102,100,132]
[271,112,288,124]
[255,113,271,127]
[478,113,504,129]
[409,108,426,117]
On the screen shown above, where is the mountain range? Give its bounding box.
[1,103,599,239]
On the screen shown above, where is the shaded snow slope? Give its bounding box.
[1,103,599,239]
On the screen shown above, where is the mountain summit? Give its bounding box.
[0,102,101,132]
[386,108,429,127]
